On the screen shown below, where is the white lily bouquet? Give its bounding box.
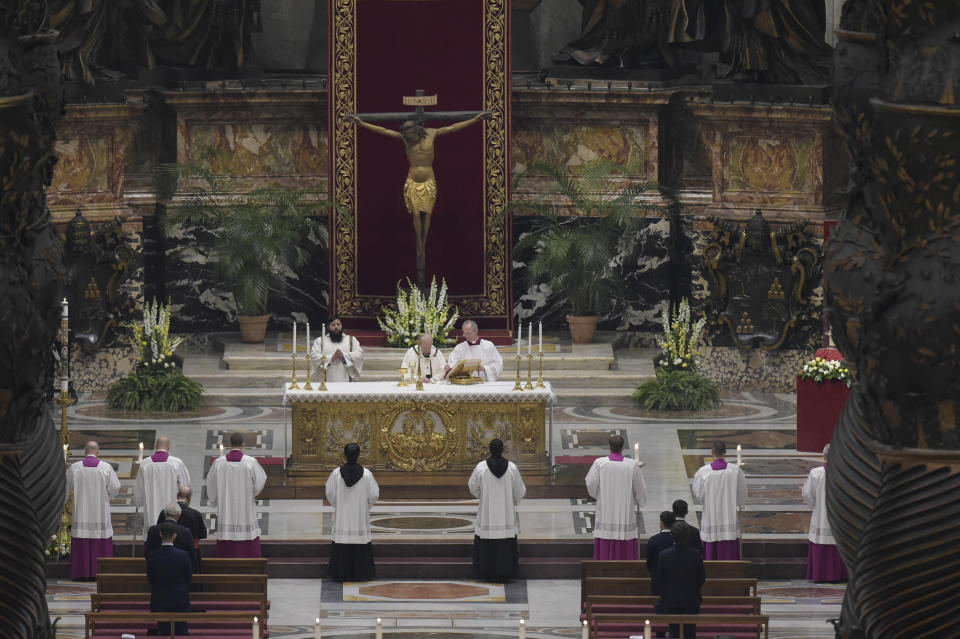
[378,277,459,348]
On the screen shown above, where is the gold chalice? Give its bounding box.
[398,368,409,387]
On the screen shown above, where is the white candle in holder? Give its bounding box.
[138,442,143,463]
[315,617,321,639]
[306,322,311,355]
[219,443,224,457]
[292,322,297,354]
[376,618,382,639]
[581,619,588,639]
[528,323,532,355]
[63,444,68,462]
[61,378,68,393]
[322,322,326,344]
[61,298,69,317]
[538,322,542,353]
[519,619,525,639]
[634,443,640,463]
[517,318,522,355]
[644,619,651,639]
[736,444,742,466]
[253,616,259,639]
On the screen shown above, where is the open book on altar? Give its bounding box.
[444,359,483,384]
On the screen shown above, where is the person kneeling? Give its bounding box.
[652,521,705,639]
[147,520,192,636]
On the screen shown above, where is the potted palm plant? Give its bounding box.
[513,159,662,343]
[161,163,338,343]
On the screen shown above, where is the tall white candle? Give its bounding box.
[138,442,143,463]
[736,444,742,466]
[322,322,326,344]
[61,298,68,317]
[644,619,651,639]
[293,322,297,354]
[219,443,224,457]
[306,322,311,355]
[253,616,260,639]
[63,444,68,462]
[376,618,382,639]
[315,617,321,639]
[61,378,68,393]
[517,317,521,355]
[634,443,640,463]
[538,321,542,353]
[519,619,526,639]
[528,323,532,355]
[581,619,588,639]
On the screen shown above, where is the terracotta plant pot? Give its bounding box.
[566,315,599,344]
[237,315,270,343]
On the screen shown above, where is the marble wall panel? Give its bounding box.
[186,122,327,178]
[698,347,810,392]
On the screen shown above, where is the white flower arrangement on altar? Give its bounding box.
[378,277,459,348]
[132,298,184,370]
[656,298,705,371]
[799,357,852,386]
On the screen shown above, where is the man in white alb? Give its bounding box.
[445,319,503,381]
[67,441,121,579]
[135,436,190,537]
[401,333,447,383]
[207,432,267,558]
[802,444,847,581]
[326,442,380,581]
[585,434,647,559]
[312,315,364,382]
[692,440,747,559]
[469,438,526,582]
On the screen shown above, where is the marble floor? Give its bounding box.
[49,348,841,638]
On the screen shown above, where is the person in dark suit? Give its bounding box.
[147,502,198,573]
[157,485,208,569]
[646,511,677,578]
[672,499,703,555]
[652,521,706,639]
[147,520,193,636]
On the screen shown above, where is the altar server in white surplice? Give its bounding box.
[586,434,647,559]
[445,319,503,381]
[135,436,190,537]
[312,315,364,382]
[802,444,848,582]
[326,443,380,581]
[207,432,267,558]
[67,441,121,579]
[401,333,447,383]
[469,438,526,582]
[692,440,747,560]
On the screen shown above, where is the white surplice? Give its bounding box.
[67,458,121,539]
[447,339,503,381]
[207,454,267,541]
[325,467,380,544]
[692,462,747,542]
[311,334,364,382]
[134,454,190,536]
[401,345,447,382]
[469,461,526,539]
[585,457,647,540]
[802,465,834,544]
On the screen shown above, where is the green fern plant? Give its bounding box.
[107,367,203,412]
[633,369,720,411]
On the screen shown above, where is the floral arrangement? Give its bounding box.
[378,277,459,348]
[799,356,852,387]
[656,298,705,371]
[45,520,70,560]
[132,298,184,369]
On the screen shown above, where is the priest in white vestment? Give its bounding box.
[445,319,503,381]
[311,315,364,382]
[326,443,380,581]
[692,441,747,559]
[207,432,267,558]
[469,438,526,582]
[135,436,190,537]
[401,333,447,383]
[585,434,647,559]
[67,441,121,579]
[802,444,848,581]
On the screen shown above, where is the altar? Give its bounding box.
[282,382,555,477]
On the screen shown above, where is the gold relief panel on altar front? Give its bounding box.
[380,402,460,472]
[465,408,512,462]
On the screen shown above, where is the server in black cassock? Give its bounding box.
[326,443,380,581]
[469,439,526,582]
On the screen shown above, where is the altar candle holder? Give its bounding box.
[304,353,313,390]
[415,358,424,391]
[289,353,300,390]
[318,354,328,391]
[535,352,545,388]
[524,353,534,390]
[512,355,524,391]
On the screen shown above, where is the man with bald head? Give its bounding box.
[445,320,503,382]
[135,435,190,538]
[157,485,208,572]
[67,441,120,579]
[401,333,447,384]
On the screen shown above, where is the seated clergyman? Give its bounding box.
[401,333,447,383]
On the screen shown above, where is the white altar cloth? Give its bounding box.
[282,381,555,405]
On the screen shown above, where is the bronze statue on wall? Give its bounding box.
[702,210,820,350]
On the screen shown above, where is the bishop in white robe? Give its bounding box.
[585,435,647,560]
[802,444,847,581]
[469,439,526,582]
[134,436,190,537]
[67,441,121,579]
[445,319,503,381]
[326,443,380,581]
[692,441,747,560]
[207,433,267,558]
[311,316,364,382]
[401,334,447,383]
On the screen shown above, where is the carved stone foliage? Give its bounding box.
[702,210,821,350]
[825,2,960,638]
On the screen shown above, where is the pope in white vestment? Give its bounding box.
[207,438,268,558]
[401,334,447,383]
[585,436,647,560]
[469,439,526,581]
[692,442,747,560]
[446,320,503,381]
[326,443,380,581]
[311,316,364,382]
[134,437,190,537]
[802,445,847,581]
[67,442,121,579]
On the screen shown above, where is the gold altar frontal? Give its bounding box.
[284,382,555,477]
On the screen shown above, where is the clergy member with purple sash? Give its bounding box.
[207,432,267,558]
[692,441,746,560]
[585,434,647,560]
[802,444,848,581]
[135,436,190,538]
[66,441,120,579]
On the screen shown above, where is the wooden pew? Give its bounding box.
[98,557,268,574]
[583,577,758,600]
[91,592,268,617]
[588,612,769,639]
[96,573,268,595]
[584,595,761,616]
[84,611,263,638]
[579,560,751,606]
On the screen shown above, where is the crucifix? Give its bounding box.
[346,89,491,289]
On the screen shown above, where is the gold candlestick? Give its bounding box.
[318,354,328,391]
[525,353,534,389]
[289,353,300,389]
[512,355,524,391]
[304,353,313,390]
[415,357,424,391]
[536,352,545,388]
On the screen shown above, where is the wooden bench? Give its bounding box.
[96,573,268,595]
[84,611,264,638]
[583,577,758,601]
[582,559,751,580]
[588,612,770,639]
[91,592,268,617]
[583,595,761,619]
[98,557,268,574]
